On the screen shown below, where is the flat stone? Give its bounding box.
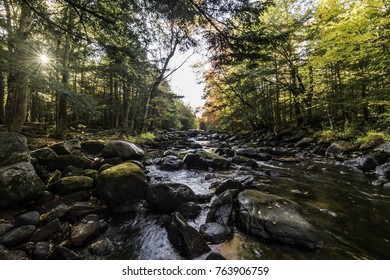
[0,225,36,248]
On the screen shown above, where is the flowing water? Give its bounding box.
[104,145,390,260]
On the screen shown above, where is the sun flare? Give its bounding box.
[39,54,49,64]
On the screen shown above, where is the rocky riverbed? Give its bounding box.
[0,129,389,260]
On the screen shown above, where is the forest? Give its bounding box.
[0,0,389,142]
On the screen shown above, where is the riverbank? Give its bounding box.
[0,128,389,259]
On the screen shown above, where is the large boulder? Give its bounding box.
[374,142,390,155]
[102,140,144,160]
[237,189,322,250]
[206,189,238,226]
[96,162,148,206]
[31,148,58,165]
[166,212,210,259]
[325,141,357,158]
[375,162,390,178]
[81,140,105,155]
[0,132,30,168]
[183,151,230,170]
[147,183,197,213]
[0,162,46,207]
[47,155,93,171]
[343,152,389,172]
[160,156,184,171]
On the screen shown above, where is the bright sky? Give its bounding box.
[168,50,208,112]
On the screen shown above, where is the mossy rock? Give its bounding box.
[98,164,113,174]
[96,162,148,206]
[47,170,61,185]
[83,169,98,180]
[50,176,94,195]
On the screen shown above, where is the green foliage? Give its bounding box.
[126,132,156,145]
[356,131,389,146]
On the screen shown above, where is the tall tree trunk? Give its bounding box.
[4,0,33,133]
[56,8,74,139]
[121,80,130,132]
[0,70,4,124]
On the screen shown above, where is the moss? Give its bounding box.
[197,150,226,161]
[98,164,113,174]
[357,131,388,146]
[100,162,145,181]
[47,170,61,185]
[83,169,98,180]
[60,176,94,186]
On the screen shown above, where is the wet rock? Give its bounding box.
[102,140,144,160]
[49,140,81,155]
[33,242,51,259]
[147,183,198,213]
[265,170,289,178]
[89,237,114,256]
[0,162,46,207]
[111,203,139,214]
[231,156,258,169]
[30,219,61,242]
[384,182,390,190]
[0,223,14,236]
[235,148,263,160]
[205,252,226,260]
[157,215,172,227]
[31,148,58,165]
[371,179,385,187]
[325,141,357,158]
[294,137,314,148]
[96,162,148,206]
[215,179,245,196]
[199,223,232,244]
[206,189,238,226]
[375,163,390,178]
[184,151,230,170]
[374,142,390,155]
[15,211,40,227]
[166,212,210,259]
[47,155,93,171]
[197,192,214,203]
[50,176,94,195]
[37,191,90,215]
[40,204,69,225]
[81,140,105,155]
[237,189,322,250]
[160,155,184,171]
[343,152,389,172]
[52,245,79,260]
[70,221,108,247]
[177,202,201,219]
[0,225,36,248]
[64,202,107,222]
[0,245,28,260]
[0,132,30,168]
[183,153,209,170]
